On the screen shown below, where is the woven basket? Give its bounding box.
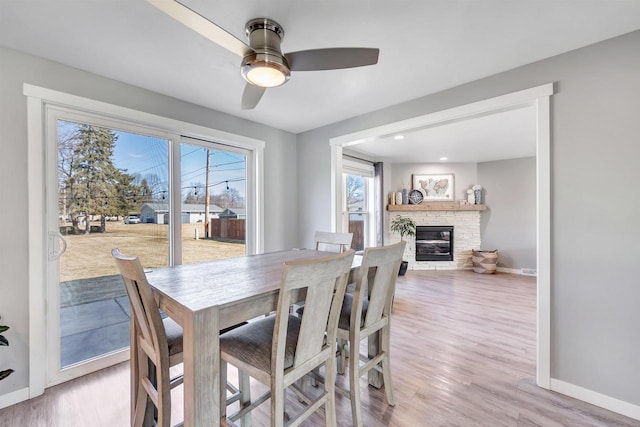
[472,250,498,274]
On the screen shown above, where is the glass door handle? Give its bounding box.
[48,232,68,260]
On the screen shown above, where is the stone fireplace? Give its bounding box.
[388,204,483,270]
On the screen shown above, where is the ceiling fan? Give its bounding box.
[147,0,380,109]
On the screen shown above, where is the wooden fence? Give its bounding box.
[210,218,245,241]
[349,219,364,251]
[209,218,360,248]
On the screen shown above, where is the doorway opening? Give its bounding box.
[329,83,553,388]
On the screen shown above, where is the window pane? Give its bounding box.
[180,142,246,264]
[349,213,365,251]
[57,119,169,367]
[346,174,365,211]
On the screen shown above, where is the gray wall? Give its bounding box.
[0,47,298,396]
[478,157,537,270]
[297,31,640,406]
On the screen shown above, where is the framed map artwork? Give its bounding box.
[412,174,455,201]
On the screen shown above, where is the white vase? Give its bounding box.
[467,192,475,204]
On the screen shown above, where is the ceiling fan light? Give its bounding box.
[241,54,290,88]
[244,63,288,87]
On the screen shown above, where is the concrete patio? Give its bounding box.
[60,276,130,367]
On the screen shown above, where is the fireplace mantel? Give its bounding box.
[387,202,487,212]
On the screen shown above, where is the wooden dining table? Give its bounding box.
[139,248,369,427]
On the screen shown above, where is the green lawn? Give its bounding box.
[59,221,245,282]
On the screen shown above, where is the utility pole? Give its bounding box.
[204,148,211,238]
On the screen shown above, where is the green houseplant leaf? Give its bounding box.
[390,215,415,275]
[0,324,8,346]
[0,369,14,381]
[0,319,13,380]
[390,215,416,240]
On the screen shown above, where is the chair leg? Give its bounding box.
[132,380,149,427]
[348,341,364,427]
[297,376,308,403]
[157,381,170,427]
[325,355,338,427]
[220,360,228,420]
[271,380,286,427]
[337,338,347,375]
[239,370,252,427]
[380,326,395,406]
[135,352,156,427]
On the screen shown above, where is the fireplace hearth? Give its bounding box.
[415,226,454,261]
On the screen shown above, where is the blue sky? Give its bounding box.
[60,120,246,202]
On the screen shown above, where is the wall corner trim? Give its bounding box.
[550,379,640,421]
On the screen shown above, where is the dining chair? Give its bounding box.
[291,231,353,320]
[335,240,406,427]
[314,231,353,253]
[219,249,355,427]
[112,248,184,427]
[112,249,244,427]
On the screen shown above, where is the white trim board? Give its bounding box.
[330,84,553,147]
[0,387,30,410]
[330,82,553,390]
[550,379,640,421]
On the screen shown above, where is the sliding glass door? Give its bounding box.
[46,111,250,385]
[47,112,171,384]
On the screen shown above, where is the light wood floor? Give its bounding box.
[1,270,638,426]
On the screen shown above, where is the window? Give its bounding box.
[180,137,248,265]
[342,159,375,251]
[25,83,264,388]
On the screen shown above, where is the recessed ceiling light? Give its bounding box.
[440,157,448,161]
[393,135,404,140]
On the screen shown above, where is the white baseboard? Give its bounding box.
[0,387,30,410]
[497,267,521,274]
[496,267,537,276]
[550,379,640,421]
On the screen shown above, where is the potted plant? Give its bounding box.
[390,215,416,275]
[0,317,13,381]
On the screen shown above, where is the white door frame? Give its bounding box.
[330,83,553,388]
[25,84,265,397]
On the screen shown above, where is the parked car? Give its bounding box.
[124,215,141,224]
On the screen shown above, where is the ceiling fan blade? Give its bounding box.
[146,0,252,58]
[241,84,267,110]
[285,48,379,71]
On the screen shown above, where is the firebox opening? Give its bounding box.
[415,226,454,261]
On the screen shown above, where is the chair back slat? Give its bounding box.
[355,241,406,328]
[272,250,355,373]
[314,231,353,253]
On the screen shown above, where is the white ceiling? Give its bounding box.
[2,0,640,136]
[348,104,537,163]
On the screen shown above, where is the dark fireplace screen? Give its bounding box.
[415,226,454,261]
